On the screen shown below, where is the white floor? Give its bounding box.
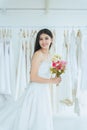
[53,96,87,130]
[53,114,87,130]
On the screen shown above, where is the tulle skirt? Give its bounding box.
[0,82,54,130]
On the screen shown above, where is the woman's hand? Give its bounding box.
[50,76,61,85]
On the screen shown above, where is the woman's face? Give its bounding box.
[39,33,52,49]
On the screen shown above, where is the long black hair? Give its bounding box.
[34,28,53,53]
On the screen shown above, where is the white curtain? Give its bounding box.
[0,28,16,106]
[0,27,87,116]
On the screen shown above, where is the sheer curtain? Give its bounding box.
[0,28,15,101]
[53,28,87,116]
[0,26,87,116]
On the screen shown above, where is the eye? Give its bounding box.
[39,38,43,41]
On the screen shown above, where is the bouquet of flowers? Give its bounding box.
[50,54,67,78]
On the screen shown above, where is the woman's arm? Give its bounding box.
[30,51,61,84]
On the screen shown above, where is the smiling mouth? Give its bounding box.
[42,44,48,46]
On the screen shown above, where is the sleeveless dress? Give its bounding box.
[0,59,54,130]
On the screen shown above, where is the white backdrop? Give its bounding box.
[0,1,87,129]
[0,26,87,117]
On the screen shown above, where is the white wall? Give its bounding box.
[0,0,87,9]
[0,0,87,27]
[0,10,87,27]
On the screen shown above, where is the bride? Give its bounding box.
[0,28,61,130]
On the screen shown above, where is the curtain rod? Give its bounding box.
[0,8,87,11]
[0,25,87,29]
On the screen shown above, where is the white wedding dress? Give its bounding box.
[0,59,54,130]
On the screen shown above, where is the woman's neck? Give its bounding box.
[40,49,50,61]
[40,49,49,54]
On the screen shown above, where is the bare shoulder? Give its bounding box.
[32,50,43,63]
